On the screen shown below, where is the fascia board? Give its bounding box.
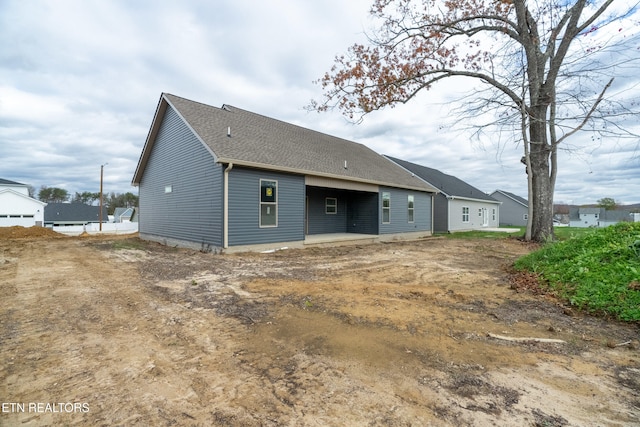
[447,195,501,204]
[216,157,436,193]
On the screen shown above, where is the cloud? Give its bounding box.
[0,0,638,206]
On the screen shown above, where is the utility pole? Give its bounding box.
[99,163,107,231]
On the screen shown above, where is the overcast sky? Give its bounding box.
[1,0,639,205]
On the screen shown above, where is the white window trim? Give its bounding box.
[164,185,173,194]
[462,206,470,223]
[382,192,391,224]
[325,197,337,214]
[259,179,278,228]
[407,195,414,223]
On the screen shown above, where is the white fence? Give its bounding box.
[52,222,138,236]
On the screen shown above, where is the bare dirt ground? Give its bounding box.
[1,229,639,426]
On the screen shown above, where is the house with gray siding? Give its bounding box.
[113,207,136,223]
[132,93,437,252]
[386,157,500,233]
[490,190,528,227]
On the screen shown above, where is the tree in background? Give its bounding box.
[105,192,139,215]
[310,0,639,242]
[72,191,100,205]
[38,186,69,203]
[597,197,617,210]
[37,187,138,215]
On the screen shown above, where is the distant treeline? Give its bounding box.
[34,186,138,216]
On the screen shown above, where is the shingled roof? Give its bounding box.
[386,156,498,203]
[44,203,108,223]
[133,93,436,193]
[492,189,528,207]
[0,178,27,186]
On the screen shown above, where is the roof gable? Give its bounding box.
[492,190,528,207]
[133,94,436,193]
[386,156,498,203]
[0,189,47,206]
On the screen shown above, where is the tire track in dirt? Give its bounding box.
[1,235,639,426]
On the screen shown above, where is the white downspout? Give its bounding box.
[223,162,233,249]
[447,196,452,233]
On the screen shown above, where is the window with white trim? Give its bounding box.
[382,192,391,224]
[407,195,414,223]
[325,197,337,214]
[260,179,277,227]
[492,209,496,221]
[462,207,470,222]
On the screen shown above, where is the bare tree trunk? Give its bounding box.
[530,152,554,242]
[529,115,554,242]
[530,168,554,243]
[524,148,534,241]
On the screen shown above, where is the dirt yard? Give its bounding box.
[1,229,639,426]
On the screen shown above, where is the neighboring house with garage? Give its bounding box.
[132,93,438,252]
[490,190,529,227]
[0,178,47,227]
[386,157,500,233]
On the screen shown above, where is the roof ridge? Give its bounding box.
[135,93,438,192]
[219,104,372,149]
[164,93,229,112]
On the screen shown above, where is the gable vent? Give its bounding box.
[227,126,231,137]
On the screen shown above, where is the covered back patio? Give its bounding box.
[304,179,380,237]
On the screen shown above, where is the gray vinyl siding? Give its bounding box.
[346,191,378,234]
[491,192,527,226]
[379,187,431,234]
[228,167,305,246]
[305,187,379,235]
[306,187,348,234]
[432,193,449,233]
[138,106,223,247]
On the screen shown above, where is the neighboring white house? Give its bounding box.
[0,179,47,227]
[569,207,636,228]
[386,156,501,233]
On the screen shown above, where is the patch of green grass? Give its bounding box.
[514,222,640,321]
[440,226,595,241]
[438,227,524,240]
[552,226,593,241]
